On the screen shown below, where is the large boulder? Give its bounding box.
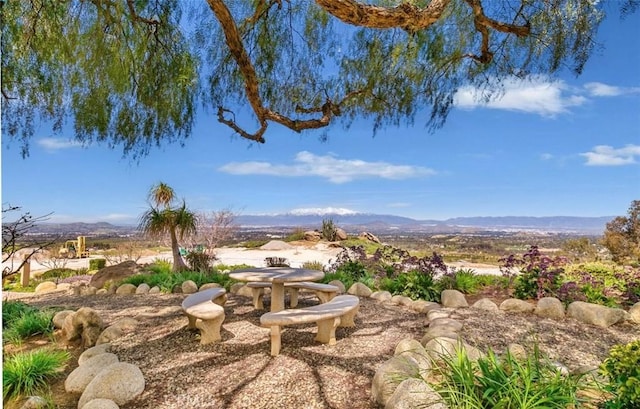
[303,230,322,241]
[72,308,105,348]
[181,280,198,294]
[534,297,565,320]
[347,282,372,297]
[65,353,120,394]
[78,344,112,366]
[358,232,381,243]
[90,261,140,289]
[81,399,120,409]
[53,310,76,329]
[567,301,626,327]
[371,355,420,406]
[440,290,468,308]
[78,363,145,408]
[385,378,447,409]
[499,298,535,313]
[471,298,499,312]
[371,291,393,302]
[35,281,57,294]
[334,228,348,241]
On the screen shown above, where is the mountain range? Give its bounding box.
[28,213,614,236]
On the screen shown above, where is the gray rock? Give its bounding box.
[429,318,463,332]
[358,232,381,243]
[115,284,136,295]
[567,301,626,327]
[394,338,425,356]
[181,280,198,294]
[371,291,393,302]
[385,378,447,409]
[471,298,499,312]
[90,260,140,289]
[390,295,413,307]
[499,298,535,313]
[236,284,254,298]
[135,283,150,294]
[628,301,640,324]
[327,280,345,293]
[78,343,112,366]
[424,337,485,362]
[65,353,120,394]
[506,343,528,361]
[421,327,460,346]
[96,326,124,346]
[534,297,565,320]
[335,227,348,240]
[34,281,57,294]
[229,282,244,294]
[53,310,75,329]
[78,363,145,408]
[348,282,372,297]
[410,300,441,314]
[19,396,48,409]
[440,290,468,308]
[371,355,421,406]
[148,286,161,294]
[199,282,222,291]
[426,309,451,322]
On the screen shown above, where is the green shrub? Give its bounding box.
[3,348,70,401]
[242,240,269,248]
[265,257,290,267]
[39,268,78,280]
[89,258,106,270]
[340,239,382,255]
[321,218,338,241]
[380,270,440,301]
[434,345,593,408]
[185,252,216,272]
[599,340,640,408]
[284,228,306,242]
[120,269,239,292]
[3,309,56,345]
[437,268,482,294]
[143,260,173,275]
[302,261,325,271]
[2,301,38,329]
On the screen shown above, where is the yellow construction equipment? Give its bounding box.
[59,236,90,258]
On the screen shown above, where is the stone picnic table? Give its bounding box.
[229,267,324,312]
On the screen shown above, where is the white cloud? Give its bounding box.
[219,151,436,183]
[452,77,640,117]
[289,207,358,216]
[540,153,554,161]
[38,137,83,151]
[454,76,587,116]
[584,82,640,97]
[580,144,640,166]
[387,202,411,208]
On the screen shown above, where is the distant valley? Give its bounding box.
[28,212,614,236]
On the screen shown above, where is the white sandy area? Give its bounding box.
[6,242,502,276]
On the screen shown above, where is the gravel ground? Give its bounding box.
[7,290,640,409]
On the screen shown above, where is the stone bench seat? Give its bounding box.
[181,288,227,345]
[259,295,360,356]
[247,281,339,310]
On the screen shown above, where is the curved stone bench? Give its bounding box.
[247,281,339,310]
[260,294,360,356]
[181,288,227,345]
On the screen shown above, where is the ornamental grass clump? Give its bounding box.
[3,349,70,401]
[2,301,56,345]
[432,345,596,408]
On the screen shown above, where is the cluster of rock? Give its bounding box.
[49,308,145,409]
[368,288,640,409]
[302,229,380,243]
[30,266,640,409]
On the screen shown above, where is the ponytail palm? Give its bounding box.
[139,183,197,272]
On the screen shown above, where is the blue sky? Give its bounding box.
[2,12,639,225]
